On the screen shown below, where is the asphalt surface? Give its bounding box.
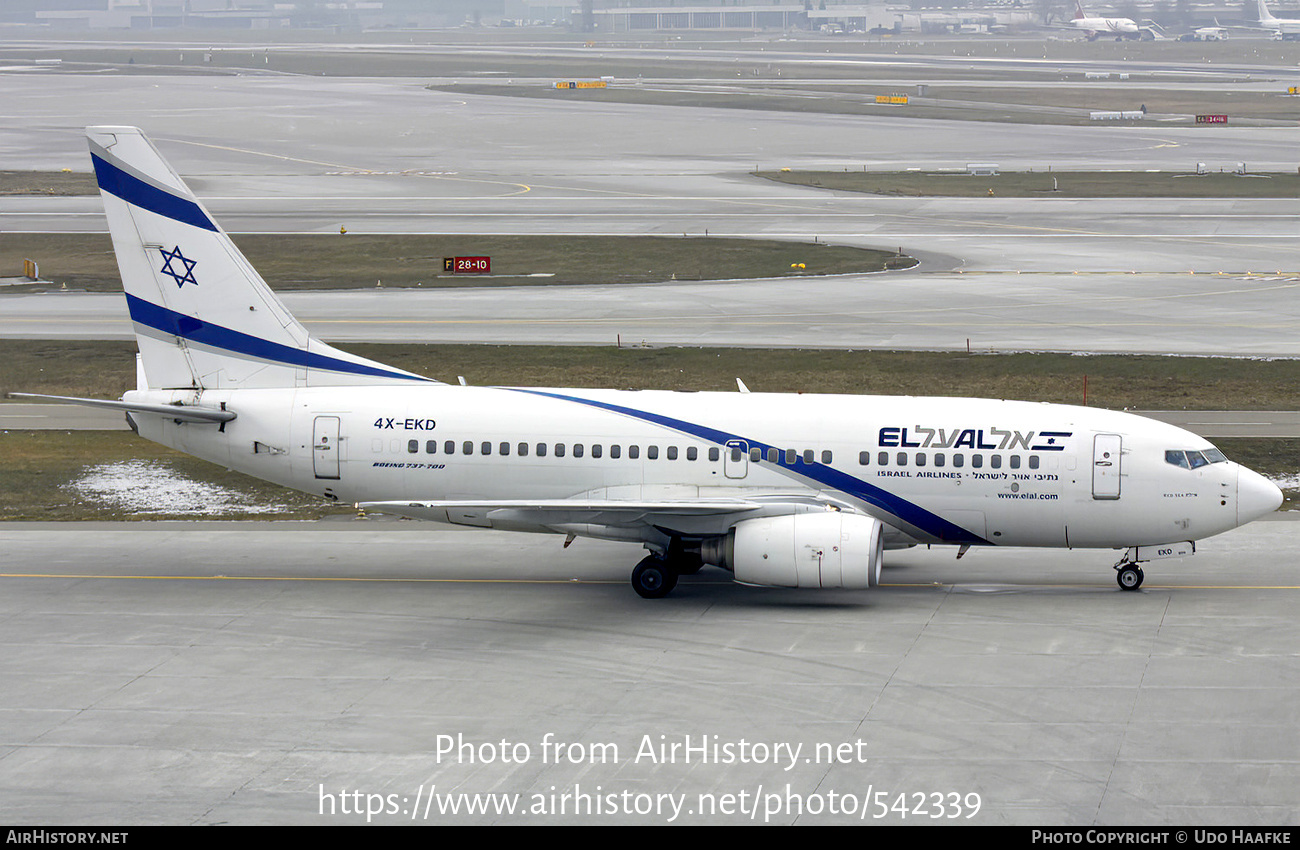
[2,518,1298,825]
[1,78,1295,354]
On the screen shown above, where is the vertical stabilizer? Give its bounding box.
[89,126,433,390]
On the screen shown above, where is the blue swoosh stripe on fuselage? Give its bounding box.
[126,294,430,382]
[91,153,218,233]
[507,388,990,545]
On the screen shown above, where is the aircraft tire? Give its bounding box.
[631,557,678,599]
[1116,565,1144,591]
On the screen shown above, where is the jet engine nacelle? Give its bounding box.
[712,513,884,589]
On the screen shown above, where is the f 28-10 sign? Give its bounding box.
[444,256,491,274]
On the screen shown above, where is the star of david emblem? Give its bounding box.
[159,246,198,289]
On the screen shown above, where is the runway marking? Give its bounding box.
[0,572,625,585]
[2,573,1298,590]
[157,137,534,197]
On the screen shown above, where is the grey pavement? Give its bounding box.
[1,518,1297,825]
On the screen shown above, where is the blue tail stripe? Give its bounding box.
[126,294,429,382]
[508,388,990,545]
[91,153,218,233]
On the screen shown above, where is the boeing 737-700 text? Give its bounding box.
[14,127,1283,597]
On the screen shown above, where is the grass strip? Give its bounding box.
[7,341,1300,410]
[757,169,1300,199]
[0,233,911,292]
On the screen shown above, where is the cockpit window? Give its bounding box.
[1166,448,1229,469]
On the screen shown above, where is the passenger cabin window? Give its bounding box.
[647,446,659,460]
[668,446,679,461]
[687,447,698,461]
[709,448,720,462]
[408,440,419,454]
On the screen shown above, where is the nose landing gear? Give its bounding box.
[1115,563,1145,591]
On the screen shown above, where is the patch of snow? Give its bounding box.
[1268,474,1300,491]
[67,460,295,516]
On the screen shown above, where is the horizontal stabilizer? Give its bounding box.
[8,392,236,424]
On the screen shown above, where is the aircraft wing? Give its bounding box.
[359,496,853,536]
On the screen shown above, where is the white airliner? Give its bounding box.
[1188,22,1229,41]
[1250,0,1300,39]
[16,126,1283,598]
[1069,1,1141,39]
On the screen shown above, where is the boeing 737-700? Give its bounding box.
[14,127,1283,598]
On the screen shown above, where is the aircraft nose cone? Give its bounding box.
[1238,466,1283,525]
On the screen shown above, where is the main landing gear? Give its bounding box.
[631,556,677,599]
[629,539,706,598]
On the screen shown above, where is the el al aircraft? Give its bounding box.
[15,127,1283,598]
[1068,1,1143,39]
